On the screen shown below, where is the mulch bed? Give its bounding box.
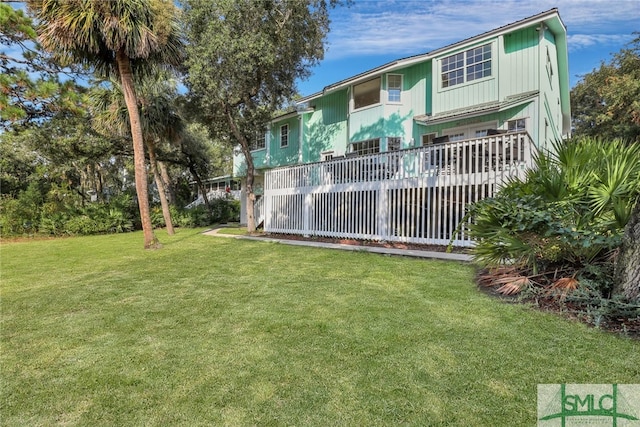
[255,232,472,254]
[478,284,640,340]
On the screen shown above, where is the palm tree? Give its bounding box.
[30,0,184,248]
[91,71,183,236]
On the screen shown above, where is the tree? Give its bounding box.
[184,0,343,232]
[92,71,184,236]
[615,201,640,301]
[29,0,184,248]
[0,3,85,129]
[571,34,640,142]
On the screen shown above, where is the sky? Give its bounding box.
[295,0,640,96]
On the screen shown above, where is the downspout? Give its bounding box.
[266,124,271,167]
[537,23,546,151]
[298,113,303,163]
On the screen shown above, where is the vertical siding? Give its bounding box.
[305,90,348,159]
[501,27,539,96]
[433,40,499,114]
[269,116,300,167]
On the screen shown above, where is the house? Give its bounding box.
[233,8,570,246]
[185,175,240,209]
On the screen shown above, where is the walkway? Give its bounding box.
[203,228,473,262]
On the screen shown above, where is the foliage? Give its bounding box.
[0,4,86,129]
[30,0,185,248]
[151,197,240,229]
[2,231,639,425]
[466,137,640,299]
[571,33,640,142]
[0,184,136,237]
[184,0,345,231]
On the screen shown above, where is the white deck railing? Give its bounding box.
[262,131,535,247]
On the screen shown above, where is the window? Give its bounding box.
[351,138,380,155]
[387,74,402,103]
[280,124,288,147]
[354,77,381,109]
[251,131,266,151]
[441,43,492,88]
[387,137,401,151]
[447,132,465,142]
[321,151,334,161]
[508,119,526,132]
[421,133,436,145]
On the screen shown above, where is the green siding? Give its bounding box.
[233,11,570,176]
[269,116,300,167]
[501,27,539,96]
[305,90,348,160]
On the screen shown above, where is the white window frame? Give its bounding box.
[387,74,402,103]
[443,121,498,141]
[387,137,401,151]
[441,43,492,89]
[353,77,381,110]
[351,138,380,155]
[321,151,334,161]
[280,124,289,148]
[421,133,437,146]
[507,118,527,132]
[251,130,266,151]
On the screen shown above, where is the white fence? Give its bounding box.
[263,131,535,247]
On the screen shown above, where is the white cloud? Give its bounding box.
[324,0,640,60]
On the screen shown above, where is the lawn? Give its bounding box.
[2,229,638,426]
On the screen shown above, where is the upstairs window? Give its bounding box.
[387,74,402,103]
[354,77,381,109]
[280,124,289,147]
[251,131,266,151]
[441,43,492,88]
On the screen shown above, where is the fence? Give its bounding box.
[262,131,535,247]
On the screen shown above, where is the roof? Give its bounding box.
[297,8,566,104]
[414,91,540,125]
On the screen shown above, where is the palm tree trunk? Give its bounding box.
[158,161,174,204]
[615,201,640,300]
[148,141,175,235]
[116,49,160,249]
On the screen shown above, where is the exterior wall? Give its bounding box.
[539,28,564,151]
[232,11,570,230]
[432,40,499,114]
[303,89,349,160]
[500,27,539,96]
[268,116,300,168]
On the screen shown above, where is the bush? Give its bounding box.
[466,137,640,298]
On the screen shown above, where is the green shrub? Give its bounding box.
[465,137,640,297]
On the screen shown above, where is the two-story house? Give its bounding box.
[233,8,570,246]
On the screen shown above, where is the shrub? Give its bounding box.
[465,137,640,298]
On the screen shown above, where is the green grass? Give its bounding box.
[2,229,638,426]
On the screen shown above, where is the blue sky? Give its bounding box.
[296,0,640,96]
